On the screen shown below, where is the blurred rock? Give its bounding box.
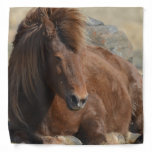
[85,17,134,62]
[133,50,143,70]
[79,7,143,52]
[86,17,104,26]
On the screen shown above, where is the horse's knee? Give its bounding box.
[76,118,106,144]
[76,130,106,145]
[129,113,143,134]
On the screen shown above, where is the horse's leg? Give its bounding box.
[129,79,143,143]
[76,93,133,145]
[10,129,81,144]
[76,118,106,144]
[9,122,43,144]
[36,117,82,145]
[40,135,82,144]
[75,95,107,145]
[129,112,143,143]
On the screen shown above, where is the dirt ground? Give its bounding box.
[8,7,143,65]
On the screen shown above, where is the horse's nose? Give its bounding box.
[66,94,88,110]
[70,94,88,107]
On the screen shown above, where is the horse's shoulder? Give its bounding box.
[86,45,141,81]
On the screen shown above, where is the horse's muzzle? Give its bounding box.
[66,94,88,111]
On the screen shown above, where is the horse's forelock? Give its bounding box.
[22,8,85,51]
[48,8,85,51]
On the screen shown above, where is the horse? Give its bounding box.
[9,8,143,144]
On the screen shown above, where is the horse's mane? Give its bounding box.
[9,8,85,125]
[13,8,85,51]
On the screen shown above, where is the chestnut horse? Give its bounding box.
[9,8,143,144]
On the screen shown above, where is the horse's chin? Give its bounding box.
[66,100,84,111]
[67,105,82,111]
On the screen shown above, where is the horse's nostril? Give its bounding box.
[81,99,86,104]
[80,97,87,104]
[71,95,79,104]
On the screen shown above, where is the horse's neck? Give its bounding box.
[40,95,84,136]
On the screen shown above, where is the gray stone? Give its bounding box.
[133,50,143,70]
[86,17,104,26]
[85,17,134,62]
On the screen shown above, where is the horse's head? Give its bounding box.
[42,8,88,110]
[45,32,88,111]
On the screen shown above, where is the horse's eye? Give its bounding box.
[55,56,62,62]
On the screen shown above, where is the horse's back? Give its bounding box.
[84,45,143,134]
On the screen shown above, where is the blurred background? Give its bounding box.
[8,7,143,71]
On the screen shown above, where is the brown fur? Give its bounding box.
[9,8,143,144]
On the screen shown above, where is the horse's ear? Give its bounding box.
[41,15,55,38]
